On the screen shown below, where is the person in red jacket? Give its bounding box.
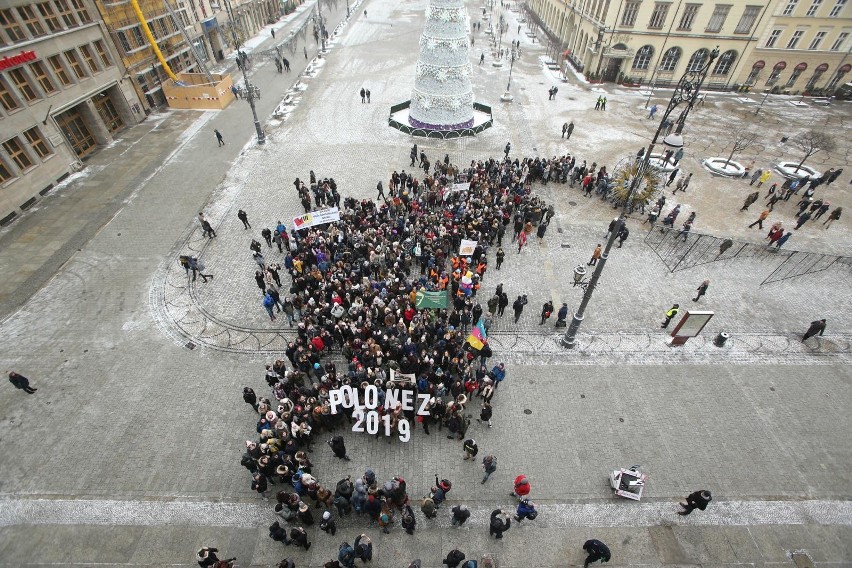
[511,474,530,498]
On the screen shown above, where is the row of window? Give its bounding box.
[782,0,847,17]
[745,61,849,89]
[0,126,53,184]
[0,1,93,46]
[632,46,739,74]
[765,28,848,50]
[620,0,846,33]
[114,15,181,56]
[0,40,113,114]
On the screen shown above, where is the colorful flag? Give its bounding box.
[466,317,488,350]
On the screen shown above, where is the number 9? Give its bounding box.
[398,418,410,442]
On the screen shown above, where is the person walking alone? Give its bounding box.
[802,319,826,341]
[238,209,251,229]
[582,539,611,568]
[693,280,709,302]
[588,244,602,266]
[481,454,497,484]
[660,304,680,328]
[8,371,37,394]
[214,129,225,146]
[512,294,527,323]
[678,490,712,515]
[749,209,769,229]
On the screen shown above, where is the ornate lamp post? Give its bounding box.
[224,0,265,145]
[561,47,719,349]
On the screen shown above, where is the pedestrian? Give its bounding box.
[214,129,225,146]
[495,247,505,270]
[748,209,769,229]
[794,211,812,229]
[672,148,684,166]
[451,504,471,526]
[588,244,602,266]
[327,435,351,460]
[201,218,216,238]
[660,303,680,328]
[813,201,831,220]
[666,169,679,187]
[481,454,497,483]
[289,526,311,550]
[320,511,337,536]
[757,170,771,187]
[693,279,709,302]
[498,291,509,317]
[282,57,290,71]
[510,474,530,498]
[261,227,273,247]
[512,294,527,323]
[360,87,365,103]
[443,549,466,568]
[677,221,692,241]
[617,225,629,248]
[556,303,568,327]
[517,228,527,253]
[242,386,257,409]
[718,238,733,256]
[594,96,601,110]
[562,122,568,137]
[197,547,234,568]
[463,438,478,460]
[601,96,607,110]
[366,89,371,103]
[263,293,277,322]
[480,52,485,65]
[540,300,553,325]
[401,504,417,535]
[376,180,386,201]
[648,104,658,119]
[504,142,511,157]
[514,498,538,522]
[823,206,842,228]
[252,473,270,500]
[678,490,712,515]
[354,534,372,562]
[238,209,251,229]
[802,319,826,341]
[188,257,211,283]
[749,168,763,185]
[582,539,611,568]
[421,495,437,519]
[774,231,792,249]
[566,121,575,140]
[740,191,760,211]
[489,509,511,538]
[7,371,37,394]
[604,217,619,239]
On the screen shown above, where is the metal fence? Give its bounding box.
[644,227,852,285]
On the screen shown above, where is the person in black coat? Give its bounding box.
[443,549,466,567]
[489,509,511,538]
[328,436,351,460]
[802,319,826,341]
[269,521,290,544]
[289,526,311,550]
[583,539,611,567]
[451,504,471,526]
[401,504,416,535]
[678,490,712,515]
[8,371,36,394]
[243,387,257,409]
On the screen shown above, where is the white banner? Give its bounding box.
[292,207,340,230]
[459,239,478,256]
[442,183,469,201]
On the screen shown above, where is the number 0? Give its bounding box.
[366,411,379,435]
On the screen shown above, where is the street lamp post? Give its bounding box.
[500,51,516,101]
[561,47,719,349]
[224,0,265,145]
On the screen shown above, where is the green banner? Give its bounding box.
[415,290,448,309]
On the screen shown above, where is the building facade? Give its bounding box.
[738,0,850,94]
[0,0,144,225]
[526,0,849,92]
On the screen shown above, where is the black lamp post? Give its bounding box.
[224,0,265,145]
[562,46,720,349]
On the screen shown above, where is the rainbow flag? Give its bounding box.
[467,318,488,351]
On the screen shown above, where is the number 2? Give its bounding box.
[352,409,364,432]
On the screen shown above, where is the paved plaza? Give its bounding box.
[0,0,851,565]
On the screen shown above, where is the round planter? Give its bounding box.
[774,161,821,180]
[702,157,746,178]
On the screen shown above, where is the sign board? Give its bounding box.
[671,310,714,338]
[459,239,477,256]
[414,289,448,309]
[0,50,37,71]
[326,383,431,442]
[292,207,340,230]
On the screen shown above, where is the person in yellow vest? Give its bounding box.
[757,170,772,187]
[661,304,680,329]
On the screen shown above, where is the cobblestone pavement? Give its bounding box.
[0,0,851,565]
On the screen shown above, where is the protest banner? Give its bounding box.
[292,207,340,230]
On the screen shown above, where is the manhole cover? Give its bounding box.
[561,243,571,248]
[523,409,532,415]
[185,342,197,350]
[580,394,585,398]
[618,417,625,422]
[568,201,577,206]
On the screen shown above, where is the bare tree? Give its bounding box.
[791,130,836,173]
[724,130,759,168]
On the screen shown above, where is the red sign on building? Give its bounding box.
[0,50,37,72]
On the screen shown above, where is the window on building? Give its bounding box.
[830,31,848,50]
[79,44,99,73]
[787,29,804,48]
[53,0,78,27]
[806,65,827,88]
[686,48,709,72]
[734,5,762,33]
[766,63,786,84]
[48,55,72,86]
[37,2,63,32]
[0,8,27,42]
[632,45,654,69]
[783,0,798,15]
[660,46,682,71]
[17,5,46,37]
[9,68,39,103]
[806,0,822,14]
[766,29,783,46]
[0,78,21,112]
[156,17,169,38]
[809,30,827,48]
[827,66,848,88]
[116,30,132,53]
[132,26,144,48]
[621,1,641,26]
[64,49,87,79]
[3,137,34,171]
[706,4,731,32]
[679,4,700,29]
[648,2,671,28]
[713,49,737,74]
[94,39,113,67]
[745,65,763,85]
[70,0,91,23]
[786,66,805,86]
[829,0,846,16]
[30,61,57,94]
[0,158,13,183]
[24,127,52,159]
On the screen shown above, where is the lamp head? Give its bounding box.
[663,132,684,149]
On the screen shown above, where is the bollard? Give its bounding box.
[713,332,729,347]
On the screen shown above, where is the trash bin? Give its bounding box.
[713,332,729,347]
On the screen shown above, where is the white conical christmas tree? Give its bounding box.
[409,0,474,130]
